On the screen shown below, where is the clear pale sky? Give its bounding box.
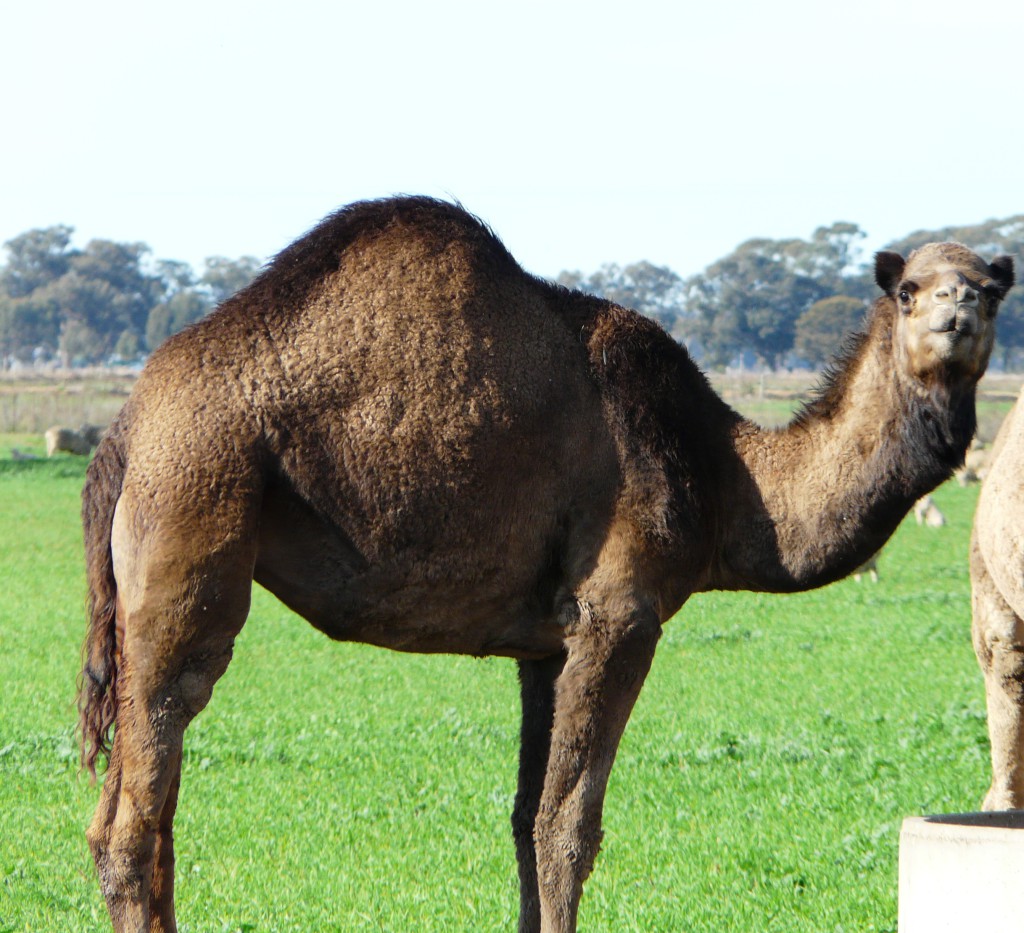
[3,0,1021,281]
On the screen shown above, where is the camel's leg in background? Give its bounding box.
[87,493,258,932]
[531,607,660,933]
[971,543,1024,810]
[512,654,565,933]
[87,733,126,917]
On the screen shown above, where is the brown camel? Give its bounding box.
[971,388,1024,810]
[77,197,1013,932]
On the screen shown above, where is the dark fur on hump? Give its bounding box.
[225,196,523,317]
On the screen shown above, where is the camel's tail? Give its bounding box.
[78,421,127,780]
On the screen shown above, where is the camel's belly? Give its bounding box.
[254,564,568,659]
[253,480,574,659]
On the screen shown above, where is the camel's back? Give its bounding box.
[256,198,587,422]
[139,197,597,437]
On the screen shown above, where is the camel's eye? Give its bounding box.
[898,289,912,305]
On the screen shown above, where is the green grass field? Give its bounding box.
[0,442,996,932]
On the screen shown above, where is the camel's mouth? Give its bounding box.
[930,328,969,354]
[931,325,970,344]
[922,305,988,366]
[921,324,991,376]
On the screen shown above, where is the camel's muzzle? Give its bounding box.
[928,302,980,337]
[928,271,981,336]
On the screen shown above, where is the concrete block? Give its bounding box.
[898,811,1024,932]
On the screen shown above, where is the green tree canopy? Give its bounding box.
[556,261,687,336]
[0,227,164,363]
[65,240,163,357]
[0,225,74,299]
[0,291,61,360]
[0,226,262,365]
[145,290,212,352]
[794,296,868,367]
[201,255,262,305]
[155,259,197,296]
[682,226,867,368]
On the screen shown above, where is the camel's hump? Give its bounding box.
[240,196,522,313]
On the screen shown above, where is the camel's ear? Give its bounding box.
[874,251,906,296]
[988,255,1015,298]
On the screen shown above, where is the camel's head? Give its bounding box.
[875,243,1014,386]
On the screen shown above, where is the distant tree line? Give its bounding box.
[558,216,1024,370]
[0,225,260,367]
[2,214,1023,370]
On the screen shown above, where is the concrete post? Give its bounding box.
[898,811,1024,932]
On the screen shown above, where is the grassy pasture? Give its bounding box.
[0,377,1011,931]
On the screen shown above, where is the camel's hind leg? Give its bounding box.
[971,542,1024,810]
[88,733,184,932]
[512,654,565,932]
[88,492,258,932]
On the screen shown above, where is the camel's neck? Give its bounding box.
[706,308,976,593]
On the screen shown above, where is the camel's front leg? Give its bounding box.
[971,544,1024,810]
[531,608,660,933]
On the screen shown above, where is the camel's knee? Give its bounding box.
[86,818,110,868]
[989,644,1024,701]
[534,808,604,888]
[128,638,238,734]
[86,777,123,867]
[88,818,156,911]
[520,776,605,879]
[974,613,1024,701]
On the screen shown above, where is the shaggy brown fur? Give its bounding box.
[78,197,1013,932]
[971,388,1024,810]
